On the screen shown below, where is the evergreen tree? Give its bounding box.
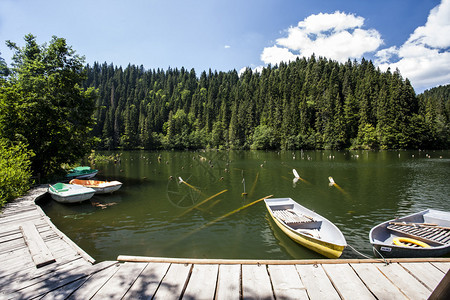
[1,35,97,175]
[80,57,448,151]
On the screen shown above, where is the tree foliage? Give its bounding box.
[0,138,33,206]
[418,84,450,148]
[0,34,97,176]
[84,58,448,150]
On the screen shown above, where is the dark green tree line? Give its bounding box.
[418,84,450,148]
[84,57,448,150]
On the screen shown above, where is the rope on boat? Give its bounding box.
[371,246,389,265]
[347,244,389,265]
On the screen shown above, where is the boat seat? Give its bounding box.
[50,183,68,192]
[273,209,322,230]
[273,209,315,223]
[387,223,450,245]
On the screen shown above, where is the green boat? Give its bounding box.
[66,166,98,179]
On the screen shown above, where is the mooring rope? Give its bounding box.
[347,244,389,265]
[371,246,389,265]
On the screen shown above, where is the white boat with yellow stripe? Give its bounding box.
[264,197,347,259]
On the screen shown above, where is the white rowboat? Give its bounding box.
[69,179,122,194]
[48,183,96,203]
[265,198,347,258]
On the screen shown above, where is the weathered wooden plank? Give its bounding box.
[40,276,90,300]
[429,270,450,300]
[183,264,219,299]
[123,262,170,299]
[0,228,22,242]
[91,262,147,299]
[0,205,37,216]
[242,264,274,299]
[67,263,120,300]
[46,238,80,257]
[0,225,48,244]
[20,221,56,268]
[431,262,450,273]
[268,264,308,300]
[400,262,446,291]
[0,256,90,288]
[4,261,116,299]
[153,263,191,300]
[216,264,240,300]
[295,264,340,300]
[5,260,104,295]
[118,254,450,264]
[350,263,406,300]
[0,239,27,254]
[0,210,42,225]
[0,252,35,273]
[375,262,430,300]
[52,252,83,265]
[0,226,57,256]
[322,263,375,299]
[0,247,30,263]
[0,257,36,277]
[0,207,39,219]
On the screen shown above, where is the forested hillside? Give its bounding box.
[83,56,449,150]
[417,85,450,148]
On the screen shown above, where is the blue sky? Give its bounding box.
[0,0,448,93]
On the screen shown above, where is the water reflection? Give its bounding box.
[40,150,450,261]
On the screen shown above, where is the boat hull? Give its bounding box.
[265,198,346,259]
[91,184,122,194]
[370,209,450,258]
[372,242,450,258]
[66,166,98,180]
[268,208,345,259]
[66,170,98,180]
[69,179,122,194]
[48,184,96,204]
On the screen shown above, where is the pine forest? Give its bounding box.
[83,56,449,151]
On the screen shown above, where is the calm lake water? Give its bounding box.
[40,150,450,261]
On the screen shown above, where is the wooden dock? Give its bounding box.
[0,187,449,299]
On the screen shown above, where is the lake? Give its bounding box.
[40,150,450,261]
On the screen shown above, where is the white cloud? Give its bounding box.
[260,11,383,65]
[256,2,450,91]
[376,0,450,91]
[297,11,364,34]
[260,46,299,65]
[224,45,231,49]
[238,65,264,77]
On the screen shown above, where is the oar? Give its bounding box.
[176,195,273,243]
[328,176,336,186]
[178,177,205,196]
[328,176,350,197]
[175,189,228,219]
[292,169,309,184]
